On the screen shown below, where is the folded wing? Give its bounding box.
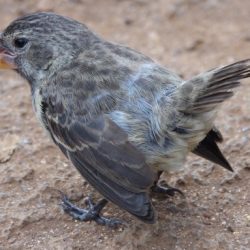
[42,100,156,223]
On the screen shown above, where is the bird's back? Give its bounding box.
[47,40,186,171]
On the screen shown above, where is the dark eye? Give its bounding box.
[14,38,28,48]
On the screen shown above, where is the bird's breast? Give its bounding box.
[32,88,48,130]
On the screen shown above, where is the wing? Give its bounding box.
[41,99,156,223]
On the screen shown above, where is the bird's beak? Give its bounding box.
[0,32,17,69]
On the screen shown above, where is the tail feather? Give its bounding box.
[212,59,250,80]
[180,59,250,114]
[192,128,233,172]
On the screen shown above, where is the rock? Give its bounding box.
[0,134,19,163]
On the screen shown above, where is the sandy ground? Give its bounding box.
[0,0,250,249]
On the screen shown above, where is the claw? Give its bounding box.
[84,196,95,209]
[60,194,124,228]
[151,181,185,197]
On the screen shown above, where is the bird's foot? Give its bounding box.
[151,180,184,197]
[61,195,123,227]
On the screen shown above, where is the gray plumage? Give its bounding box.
[0,12,249,223]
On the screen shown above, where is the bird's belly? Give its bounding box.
[148,153,187,173]
[142,139,189,173]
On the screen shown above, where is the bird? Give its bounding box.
[0,12,249,226]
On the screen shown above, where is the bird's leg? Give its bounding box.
[61,195,123,227]
[151,171,184,197]
[151,181,184,197]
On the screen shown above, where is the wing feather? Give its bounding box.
[42,100,156,223]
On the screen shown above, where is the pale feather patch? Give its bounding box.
[32,88,45,127]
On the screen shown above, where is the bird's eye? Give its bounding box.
[13,37,28,48]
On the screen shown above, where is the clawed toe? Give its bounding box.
[151,181,185,197]
[61,195,123,228]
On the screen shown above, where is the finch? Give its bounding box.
[0,12,249,226]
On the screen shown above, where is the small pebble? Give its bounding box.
[227,226,234,232]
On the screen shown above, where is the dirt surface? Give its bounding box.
[0,0,250,249]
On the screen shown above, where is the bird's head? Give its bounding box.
[0,12,96,86]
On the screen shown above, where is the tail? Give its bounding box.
[179,59,250,114]
[175,60,250,171]
[192,128,233,172]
